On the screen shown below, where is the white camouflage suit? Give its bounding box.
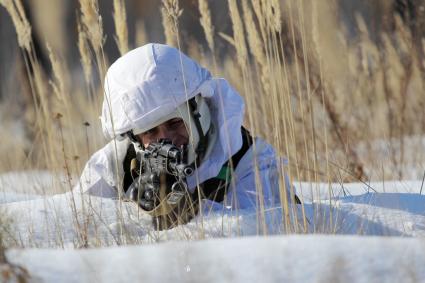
[77,43,294,223]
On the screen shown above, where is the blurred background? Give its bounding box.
[1,0,424,188]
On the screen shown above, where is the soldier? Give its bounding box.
[79,43,298,230]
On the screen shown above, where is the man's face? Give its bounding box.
[136,118,189,148]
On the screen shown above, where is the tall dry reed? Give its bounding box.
[113,0,129,56]
[161,0,182,47]
[198,0,215,55]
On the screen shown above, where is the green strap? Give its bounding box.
[216,166,231,181]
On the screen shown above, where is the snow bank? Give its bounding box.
[6,235,425,283]
[1,171,425,282]
[0,178,423,248]
[295,180,425,201]
[0,191,287,247]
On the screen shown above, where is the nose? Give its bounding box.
[156,124,175,141]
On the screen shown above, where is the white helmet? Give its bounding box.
[101,43,216,165]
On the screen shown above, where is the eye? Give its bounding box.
[169,118,184,127]
[143,127,158,136]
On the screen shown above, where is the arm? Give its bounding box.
[74,139,130,199]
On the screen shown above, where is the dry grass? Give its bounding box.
[113,0,128,56]
[198,0,215,54]
[1,0,422,180]
[0,0,31,52]
[135,19,148,47]
[161,0,182,47]
[0,0,424,245]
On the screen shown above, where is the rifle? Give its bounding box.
[126,139,194,216]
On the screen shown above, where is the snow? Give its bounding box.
[296,181,425,236]
[1,171,425,282]
[6,236,425,283]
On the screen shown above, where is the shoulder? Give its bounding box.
[78,139,131,195]
[235,137,280,179]
[227,137,284,209]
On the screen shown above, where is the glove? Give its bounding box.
[126,172,195,228]
[125,173,160,211]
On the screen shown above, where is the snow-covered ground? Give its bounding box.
[7,235,425,283]
[0,171,424,282]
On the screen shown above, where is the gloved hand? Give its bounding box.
[125,173,160,211]
[125,172,196,229]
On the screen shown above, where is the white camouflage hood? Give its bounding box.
[102,43,212,139]
[100,43,245,189]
